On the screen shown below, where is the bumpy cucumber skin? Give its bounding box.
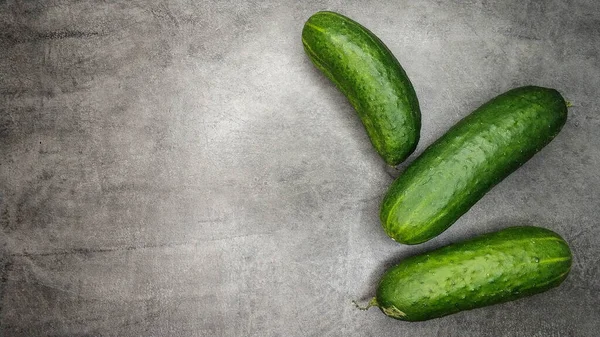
[302,11,421,166]
[376,226,572,321]
[380,86,568,244]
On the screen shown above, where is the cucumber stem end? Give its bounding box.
[353,297,378,311]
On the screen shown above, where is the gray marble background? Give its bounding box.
[1,0,599,336]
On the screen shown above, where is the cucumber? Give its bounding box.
[364,226,572,321]
[302,11,421,165]
[380,86,568,244]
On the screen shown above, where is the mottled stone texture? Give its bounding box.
[1,0,599,336]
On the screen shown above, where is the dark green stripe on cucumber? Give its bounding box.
[381,86,568,244]
[370,226,572,321]
[302,11,421,165]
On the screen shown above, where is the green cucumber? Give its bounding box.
[380,86,568,244]
[302,11,421,165]
[362,226,572,321]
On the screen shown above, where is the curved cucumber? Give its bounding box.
[370,226,572,321]
[302,11,421,165]
[380,86,568,244]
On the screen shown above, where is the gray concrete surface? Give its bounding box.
[1,0,599,336]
